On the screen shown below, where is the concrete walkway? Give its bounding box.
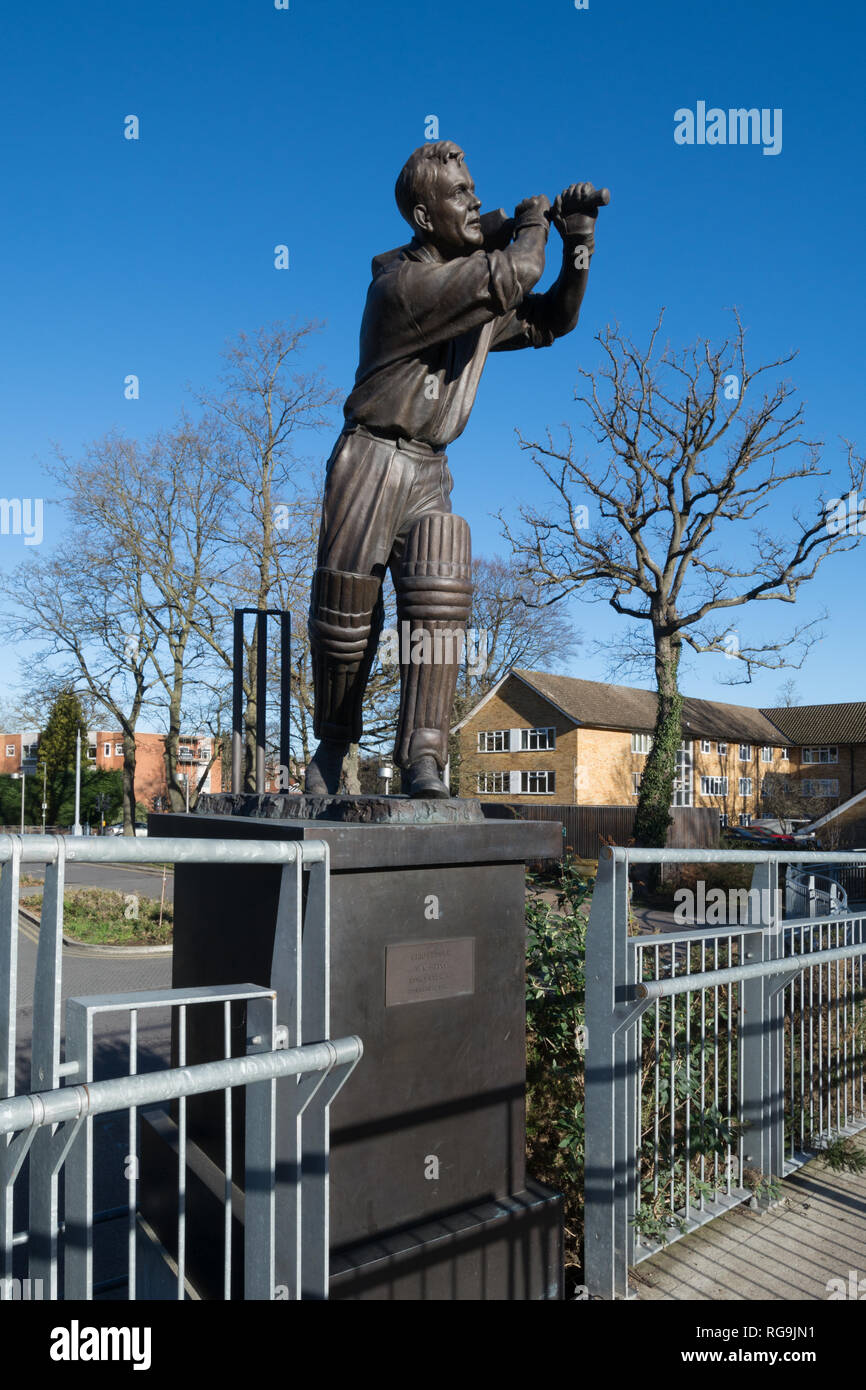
[633,1133,866,1299]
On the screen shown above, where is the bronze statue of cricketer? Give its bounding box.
[306,140,606,798]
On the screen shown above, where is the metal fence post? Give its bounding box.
[244,995,277,1300]
[29,836,67,1295]
[585,847,635,1299]
[739,859,784,1182]
[63,998,94,1298]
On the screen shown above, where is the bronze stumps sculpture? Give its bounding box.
[306,140,607,798]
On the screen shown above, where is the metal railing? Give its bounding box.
[0,834,362,1301]
[585,848,866,1299]
[785,864,847,918]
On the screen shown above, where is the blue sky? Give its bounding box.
[1,0,864,722]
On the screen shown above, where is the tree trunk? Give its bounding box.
[633,631,683,849]
[122,741,137,834]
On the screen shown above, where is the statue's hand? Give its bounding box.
[552,183,598,239]
[514,194,551,227]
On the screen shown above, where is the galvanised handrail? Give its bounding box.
[785,864,847,918]
[585,846,866,1300]
[0,1035,362,1136]
[0,833,354,1302]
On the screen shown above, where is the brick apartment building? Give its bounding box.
[0,729,222,810]
[454,670,866,827]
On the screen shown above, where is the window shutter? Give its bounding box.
[509,770,521,795]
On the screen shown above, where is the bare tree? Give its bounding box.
[50,419,233,813]
[190,322,339,789]
[776,677,802,707]
[503,311,865,844]
[0,532,153,831]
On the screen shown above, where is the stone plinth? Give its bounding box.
[140,800,564,1300]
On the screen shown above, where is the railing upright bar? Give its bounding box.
[0,841,21,1299]
[0,839,22,1114]
[652,945,660,1200]
[270,857,304,1298]
[584,849,632,1299]
[177,1004,187,1300]
[684,962,692,1223]
[128,1010,137,1301]
[223,1001,232,1301]
[727,935,734,1194]
[243,996,277,1301]
[63,1000,94,1299]
[29,837,65,1296]
[300,849,332,1299]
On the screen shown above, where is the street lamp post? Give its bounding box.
[11,771,26,834]
[72,729,82,836]
[41,761,47,834]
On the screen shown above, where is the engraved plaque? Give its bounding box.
[385,937,475,1006]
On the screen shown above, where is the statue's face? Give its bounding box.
[419,160,483,254]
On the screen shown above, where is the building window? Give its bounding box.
[761,746,773,762]
[717,742,728,755]
[739,813,752,827]
[700,775,729,796]
[802,746,838,764]
[739,777,752,796]
[114,742,123,756]
[700,739,712,754]
[631,732,653,754]
[632,772,641,795]
[478,730,509,753]
[780,748,788,760]
[477,771,508,794]
[520,727,555,751]
[672,741,693,807]
[520,770,555,795]
[738,744,752,761]
[719,812,729,828]
[103,742,111,757]
[802,779,839,797]
[87,745,96,760]
[5,745,14,757]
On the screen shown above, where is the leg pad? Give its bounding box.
[309,568,383,744]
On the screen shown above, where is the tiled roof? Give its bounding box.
[759,703,866,745]
[510,670,789,744]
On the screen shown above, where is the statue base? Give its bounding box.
[199,791,492,824]
[140,799,563,1300]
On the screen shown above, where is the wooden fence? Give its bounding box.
[490,803,720,860]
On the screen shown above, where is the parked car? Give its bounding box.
[723,825,801,849]
[106,822,148,837]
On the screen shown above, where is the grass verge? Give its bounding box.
[25,887,173,946]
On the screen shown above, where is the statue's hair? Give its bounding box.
[395,142,466,229]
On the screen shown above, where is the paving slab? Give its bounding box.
[633,1133,866,1300]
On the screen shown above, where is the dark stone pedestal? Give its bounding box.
[140,800,563,1299]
